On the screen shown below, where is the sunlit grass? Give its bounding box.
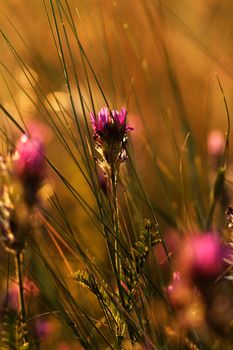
[0,1,233,349]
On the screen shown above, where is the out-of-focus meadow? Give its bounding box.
[0,1,233,349]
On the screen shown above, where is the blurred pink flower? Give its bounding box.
[35,319,55,339]
[178,233,231,288]
[4,277,39,311]
[13,133,46,205]
[14,134,45,178]
[207,130,225,158]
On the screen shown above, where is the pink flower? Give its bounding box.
[91,107,132,136]
[13,134,45,179]
[207,130,225,158]
[90,107,133,167]
[3,278,39,311]
[35,319,55,339]
[179,233,231,288]
[13,134,46,205]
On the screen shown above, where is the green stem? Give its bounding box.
[111,169,120,276]
[15,250,29,345]
[110,167,135,344]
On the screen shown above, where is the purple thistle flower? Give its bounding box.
[90,107,133,176]
[91,107,132,135]
[13,134,46,205]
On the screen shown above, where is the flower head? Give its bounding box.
[13,134,46,205]
[91,107,132,136]
[207,130,225,158]
[90,107,133,183]
[13,134,45,179]
[178,233,231,289]
[0,132,47,252]
[90,107,132,167]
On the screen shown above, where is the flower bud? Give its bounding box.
[13,134,46,205]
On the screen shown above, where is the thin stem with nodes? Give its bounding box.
[110,166,136,345]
